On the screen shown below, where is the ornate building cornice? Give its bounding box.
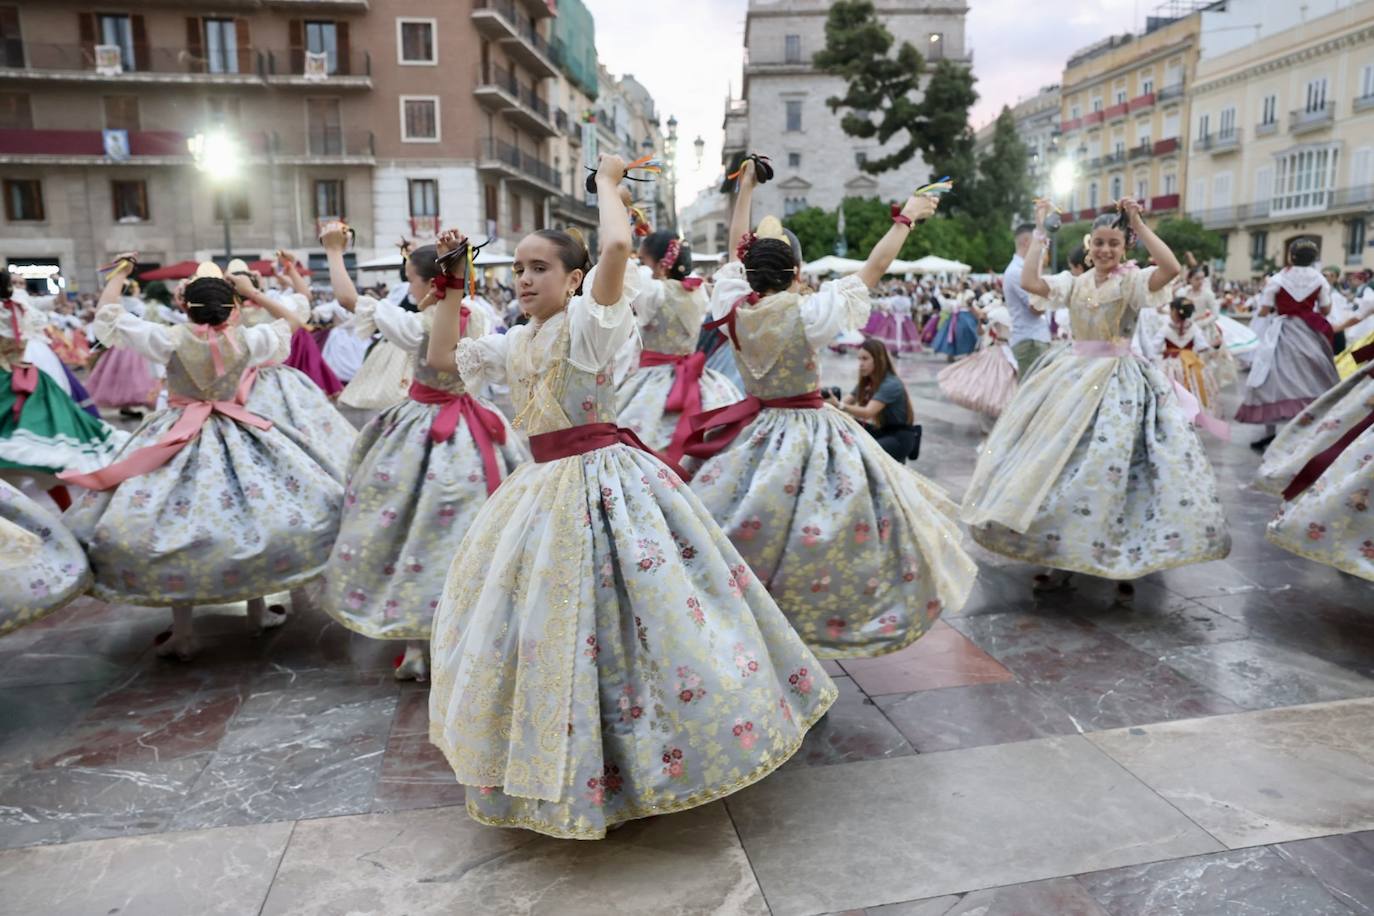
[1193,25,1374,96]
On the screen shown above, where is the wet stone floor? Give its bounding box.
[0,353,1371,915]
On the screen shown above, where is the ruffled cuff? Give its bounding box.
[353,296,380,339]
[830,274,873,332]
[91,302,127,348]
[454,335,507,389]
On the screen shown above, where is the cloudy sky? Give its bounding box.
[583,0,1152,208]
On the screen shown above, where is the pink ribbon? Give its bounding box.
[61,392,272,491]
[189,322,241,378]
[407,380,507,496]
[10,364,37,421]
[1072,339,1229,440]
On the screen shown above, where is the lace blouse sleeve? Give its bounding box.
[798,275,872,350]
[92,302,176,364]
[241,319,293,365]
[709,261,751,320]
[1028,270,1075,314]
[455,333,511,389]
[566,261,643,373]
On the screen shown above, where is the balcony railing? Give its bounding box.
[1104,101,1128,121]
[472,0,559,75]
[270,128,375,159]
[1102,150,1126,166]
[475,63,519,100]
[1152,136,1180,156]
[0,126,272,159]
[1060,117,1082,133]
[1158,81,1185,102]
[1255,120,1279,138]
[1127,92,1155,113]
[481,137,559,189]
[1356,94,1374,113]
[1194,129,1242,153]
[1128,142,1152,161]
[1149,193,1179,212]
[265,48,370,79]
[1078,208,1098,221]
[0,41,266,78]
[1083,110,1105,126]
[1290,103,1336,134]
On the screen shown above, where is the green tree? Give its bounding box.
[785,206,839,261]
[814,1,977,180]
[975,106,1032,225]
[1150,217,1226,266]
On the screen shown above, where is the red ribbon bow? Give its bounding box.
[432,275,455,300]
[680,391,824,465]
[9,364,37,421]
[681,277,704,291]
[407,381,508,496]
[528,422,689,481]
[639,349,707,464]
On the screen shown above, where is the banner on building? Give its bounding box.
[103,129,130,162]
[94,44,123,76]
[304,52,329,81]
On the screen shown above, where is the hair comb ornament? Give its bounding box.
[584,154,663,194]
[727,154,774,186]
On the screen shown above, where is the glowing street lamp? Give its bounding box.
[187,129,244,259]
[1047,160,1079,270]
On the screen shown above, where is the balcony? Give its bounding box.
[1128,142,1152,161]
[1127,92,1155,113]
[1194,129,1242,155]
[1104,101,1128,121]
[1290,103,1336,135]
[1152,136,1180,156]
[479,137,560,193]
[0,127,269,164]
[0,42,266,85]
[1149,193,1179,212]
[1356,94,1374,113]
[1190,205,1239,229]
[473,64,555,137]
[1255,120,1279,138]
[1158,81,1185,103]
[1083,110,1105,126]
[471,0,559,80]
[1078,208,1098,221]
[269,128,374,164]
[264,48,371,87]
[1102,150,1126,166]
[1060,117,1082,133]
[264,0,370,9]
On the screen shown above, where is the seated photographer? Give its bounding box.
[824,337,916,462]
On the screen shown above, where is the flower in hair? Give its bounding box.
[736,232,758,261]
[660,238,682,275]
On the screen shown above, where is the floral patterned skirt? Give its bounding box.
[322,397,528,640]
[244,365,357,483]
[690,406,976,658]
[65,410,343,606]
[615,363,741,454]
[0,480,91,635]
[963,349,1230,579]
[428,442,836,839]
[1255,370,1374,497]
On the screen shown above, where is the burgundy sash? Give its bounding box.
[1283,359,1374,501]
[528,421,688,481]
[407,380,507,496]
[681,391,825,463]
[1276,288,1334,348]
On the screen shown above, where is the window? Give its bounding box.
[1348,218,1367,258]
[785,100,802,132]
[1213,172,1232,209]
[103,95,139,131]
[1250,230,1268,267]
[1189,176,1207,209]
[305,21,339,74]
[787,152,801,168]
[1362,65,1374,100]
[307,97,342,154]
[783,196,808,216]
[1164,172,1177,195]
[1255,165,1273,205]
[213,188,250,221]
[1070,105,1081,120]
[927,33,944,61]
[1141,74,1154,95]
[0,7,23,68]
[204,19,238,74]
[1198,113,1210,138]
[3,178,42,221]
[408,178,438,217]
[400,96,439,142]
[1088,182,1099,209]
[0,92,30,129]
[1353,147,1373,188]
[1136,122,1151,147]
[1114,139,1125,156]
[1091,96,1102,112]
[855,151,867,167]
[1272,145,1340,214]
[1136,177,1149,200]
[1261,94,1278,125]
[1219,106,1236,138]
[784,34,800,64]
[98,14,134,71]
[314,179,344,219]
[1306,77,1328,113]
[1115,89,1127,105]
[1163,111,1180,138]
[397,19,436,65]
[1110,175,1123,200]
[111,180,148,222]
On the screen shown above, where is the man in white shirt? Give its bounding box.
[1004,223,1051,376]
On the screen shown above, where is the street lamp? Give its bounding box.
[641,137,657,226]
[1048,159,1078,271]
[187,128,243,260]
[693,135,705,169]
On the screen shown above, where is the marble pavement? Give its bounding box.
[0,354,1371,916]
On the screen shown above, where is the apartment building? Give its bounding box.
[547,0,598,239]
[1184,0,1374,280]
[1057,6,1204,225]
[0,0,620,285]
[723,0,970,219]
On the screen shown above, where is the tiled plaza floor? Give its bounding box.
[0,353,1371,915]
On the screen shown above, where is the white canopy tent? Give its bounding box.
[900,255,972,275]
[800,255,866,276]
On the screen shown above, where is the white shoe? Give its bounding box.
[394,644,429,682]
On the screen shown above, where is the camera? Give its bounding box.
[1043,211,1062,233]
[822,386,843,402]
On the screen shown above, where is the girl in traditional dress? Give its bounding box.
[615,230,741,464]
[933,287,982,359]
[425,155,836,839]
[1256,337,1373,580]
[962,200,1230,596]
[1,292,126,509]
[891,285,921,354]
[62,264,344,661]
[339,239,421,415]
[319,223,528,682]
[937,303,1018,426]
[1150,295,1221,421]
[1237,240,1339,451]
[0,478,91,637]
[683,158,975,659]
[221,258,357,482]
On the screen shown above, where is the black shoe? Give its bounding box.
[119,407,144,419]
[1249,434,1275,452]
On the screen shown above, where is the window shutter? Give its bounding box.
[235,19,251,73]
[131,14,148,71]
[78,12,96,63]
[186,18,203,72]
[336,21,350,76]
[288,18,302,72]
[1352,148,1373,188]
